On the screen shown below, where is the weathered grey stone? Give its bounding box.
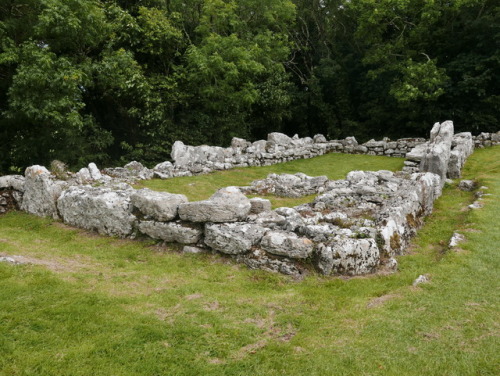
[57,186,135,237]
[314,243,334,275]
[131,188,187,221]
[204,222,266,254]
[313,134,327,143]
[405,143,428,162]
[75,167,92,183]
[249,198,272,214]
[267,132,292,145]
[237,248,301,275]
[458,180,476,191]
[447,150,463,179]
[468,201,483,210]
[329,237,380,275]
[171,140,189,165]
[153,162,174,179]
[21,165,67,219]
[260,231,313,259]
[420,121,454,182]
[252,210,286,229]
[343,136,358,147]
[231,137,250,149]
[178,186,251,222]
[138,220,202,244]
[88,163,102,180]
[275,207,306,232]
[413,274,430,286]
[384,258,398,272]
[122,161,154,180]
[0,175,25,192]
[182,246,207,254]
[449,232,465,248]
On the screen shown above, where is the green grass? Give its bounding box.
[135,152,405,208]
[0,147,499,375]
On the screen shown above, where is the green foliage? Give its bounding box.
[0,0,498,172]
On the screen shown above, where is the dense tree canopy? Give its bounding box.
[1,0,498,172]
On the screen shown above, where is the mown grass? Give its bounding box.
[135,152,405,208]
[0,147,498,375]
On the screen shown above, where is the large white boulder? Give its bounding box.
[21,165,67,219]
[316,237,380,275]
[57,186,135,238]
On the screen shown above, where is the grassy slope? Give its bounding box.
[0,148,498,375]
[135,152,405,208]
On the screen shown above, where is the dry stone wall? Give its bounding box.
[1,121,497,277]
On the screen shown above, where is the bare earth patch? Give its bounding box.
[366,293,401,309]
[0,253,96,273]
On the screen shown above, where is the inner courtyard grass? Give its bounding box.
[0,147,498,375]
[135,152,405,207]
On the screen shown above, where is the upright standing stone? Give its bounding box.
[21,165,67,219]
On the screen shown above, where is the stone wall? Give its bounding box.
[97,133,427,182]
[98,129,498,183]
[473,132,500,148]
[0,122,497,277]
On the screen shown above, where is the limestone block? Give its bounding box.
[178,186,251,222]
[131,188,188,221]
[329,237,380,275]
[75,167,92,183]
[0,175,25,192]
[313,134,327,143]
[88,163,102,180]
[420,142,451,182]
[249,198,272,214]
[204,222,267,254]
[447,150,463,179]
[138,220,202,244]
[267,132,292,145]
[260,231,313,259]
[153,162,174,179]
[57,186,135,237]
[21,165,67,219]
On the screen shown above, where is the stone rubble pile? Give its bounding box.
[0,121,496,276]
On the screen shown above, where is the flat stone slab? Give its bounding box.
[178,187,251,222]
[138,220,202,244]
[131,188,188,221]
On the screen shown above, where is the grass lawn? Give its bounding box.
[135,152,405,208]
[0,147,498,375]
